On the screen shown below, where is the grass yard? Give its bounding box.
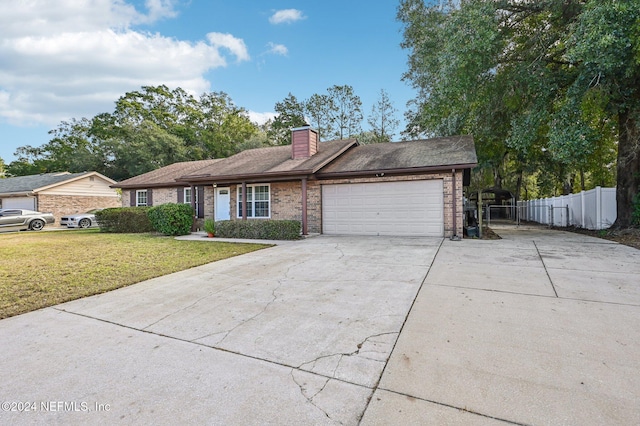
[0,230,271,319]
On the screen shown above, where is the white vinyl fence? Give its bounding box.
[517,187,616,230]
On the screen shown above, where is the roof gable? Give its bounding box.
[0,172,115,195]
[179,139,357,182]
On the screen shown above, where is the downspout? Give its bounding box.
[451,169,461,241]
[241,181,247,220]
[190,184,197,232]
[301,178,308,235]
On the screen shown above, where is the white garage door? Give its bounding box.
[1,197,36,210]
[322,180,444,237]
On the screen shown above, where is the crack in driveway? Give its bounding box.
[141,273,247,331]
[288,331,400,422]
[297,331,399,374]
[192,279,284,345]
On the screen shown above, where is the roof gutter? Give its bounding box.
[316,162,478,179]
[176,169,317,185]
[111,182,192,190]
[0,191,35,197]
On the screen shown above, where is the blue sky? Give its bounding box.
[0,0,416,163]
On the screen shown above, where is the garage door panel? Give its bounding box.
[1,197,36,210]
[322,180,444,237]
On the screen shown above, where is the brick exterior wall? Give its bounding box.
[37,194,121,226]
[228,182,322,233]
[151,187,178,206]
[224,171,464,237]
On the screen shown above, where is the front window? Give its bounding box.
[184,188,192,204]
[136,190,147,206]
[237,184,270,218]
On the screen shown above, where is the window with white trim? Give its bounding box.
[237,184,270,218]
[136,190,148,206]
[184,188,192,204]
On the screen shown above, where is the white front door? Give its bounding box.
[215,187,231,221]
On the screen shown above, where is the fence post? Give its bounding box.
[581,191,585,228]
[596,186,602,230]
[478,190,483,238]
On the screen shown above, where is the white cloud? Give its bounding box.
[247,111,276,125]
[266,42,288,56]
[143,0,179,23]
[269,9,305,25]
[207,33,250,63]
[0,0,249,126]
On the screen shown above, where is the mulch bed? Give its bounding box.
[463,226,501,240]
[463,223,639,249]
[556,226,640,250]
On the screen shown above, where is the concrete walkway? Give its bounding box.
[0,227,638,425]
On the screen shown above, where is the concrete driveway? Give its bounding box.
[0,235,440,425]
[1,228,639,425]
[362,225,640,425]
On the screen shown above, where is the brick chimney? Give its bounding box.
[291,126,318,159]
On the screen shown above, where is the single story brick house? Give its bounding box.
[0,171,120,224]
[114,128,477,238]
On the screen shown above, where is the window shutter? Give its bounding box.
[130,190,136,206]
[197,186,205,218]
[177,188,184,203]
[147,189,153,206]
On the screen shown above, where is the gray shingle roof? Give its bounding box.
[179,139,357,182]
[113,159,223,188]
[111,135,476,187]
[0,172,90,194]
[317,135,477,176]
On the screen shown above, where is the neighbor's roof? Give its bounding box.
[113,159,223,189]
[179,139,357,183]
[0,171,114,195]
[317,135,477,177]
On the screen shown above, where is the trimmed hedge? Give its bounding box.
[148,203,194,236]
[215,219,301,240]
[95,207,154,233]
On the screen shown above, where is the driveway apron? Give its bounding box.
[0,236,441,425]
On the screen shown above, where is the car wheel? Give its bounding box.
[29,219,45,231]
[78,218,91,228]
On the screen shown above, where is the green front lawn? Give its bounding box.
[0,230,271,319]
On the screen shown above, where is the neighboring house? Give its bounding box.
[0,171,121,224]
[113,127,477,238]
[113,159,222,221]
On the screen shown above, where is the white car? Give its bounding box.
[60,209,102,228]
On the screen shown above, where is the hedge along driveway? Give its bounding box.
[0,230,271,319]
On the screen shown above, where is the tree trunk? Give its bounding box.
[613,110,640,228]
[514,168,523,202]
[493,165,503,189]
